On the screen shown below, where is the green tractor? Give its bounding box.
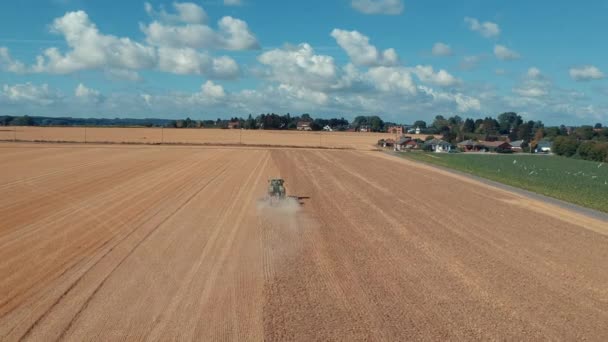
[267,178,286,203]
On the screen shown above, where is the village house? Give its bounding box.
[424,139,452,153]
[510,140,526,152]
[457,139,483,152]
[394,136,419,151]
[297,121,312,131]
[227,121,240,129]
[480,141,512,152]
[387,125,404,135]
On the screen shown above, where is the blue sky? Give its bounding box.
[0,0,607,125]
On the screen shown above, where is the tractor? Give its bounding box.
[267,178,286,204]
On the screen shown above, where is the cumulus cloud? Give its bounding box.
[366,66,417,94]
[105,68,141,81]
[351,0,404,15]
[527,67,541,79]
[410,65,459,87]
[75,83,103,102]
[1,83,61,105]
[431,42,452,56]
[0,7,251,79]
[464,17,500,38]
[494,44,520,60]
[156,47,239,78]
[418,86,481,112]
[258,43,338,90]
[331,29,398,66]
[460,55,481,70]
[513,67,550,98]
[0,47,26,73]
[144,2,208,24]
[32,11,157,74]
[569,65,604,81]
[141,4,259,51]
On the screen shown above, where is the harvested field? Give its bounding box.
[1,143,607,341]
[1,126,436,150]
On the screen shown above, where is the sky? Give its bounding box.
[0,0,607,125]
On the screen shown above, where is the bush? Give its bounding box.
[553,136,580,157]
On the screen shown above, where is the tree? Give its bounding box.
[369,116,384,132]
[552,136,579,157]
[595,123,603,129]
[497,112,522,134]
[462,118,475,133]
[413,120,427,129]
[432,115,449,131]
[574,126,594,141]
[10,115,35,126]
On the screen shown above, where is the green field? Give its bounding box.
[396,152,608,213]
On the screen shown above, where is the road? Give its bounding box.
[1,144,607,341]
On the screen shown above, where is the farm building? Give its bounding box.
[424,139,452,153]
[297,121,312,131]
[510,140,526,152]
[323,125,333,131]
[457,140,483,152]
[480,141,512,152]
[387,125,404,135]
[227,121,240,129]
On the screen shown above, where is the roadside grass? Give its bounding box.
[396,152,608,213]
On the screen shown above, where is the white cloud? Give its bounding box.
[141,15,258,51]
[366,66,417,94]
[527,67,541,79]
[75,83,103,102]
[569,65,605,81]
[145,2,208,24]
[0,47,26,73]
[513,86,547,98]
[418,86,481,112]
[513,68,550,98]
[431,42,452,56]
[33,11,157,74]
[494,44,520,60]
[331,29,398,66]
[351,0,404,15]
[217,16,260,50]
[6,9,248,79]
[258,43,338,90]
[105,68,141,81]
[224,0,241,5]
[410,65,458,87]
[141,21,217,49]
[1,83,61,105]
[156,47,239,78]
[464,17,500,38]
[460,55,481,70]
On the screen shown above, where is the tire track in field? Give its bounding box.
[2,151,227,340]
[144,151,270,341]
[14,153,231,341]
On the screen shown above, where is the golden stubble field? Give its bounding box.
[0,126,437,150]
[1,141,607,341]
